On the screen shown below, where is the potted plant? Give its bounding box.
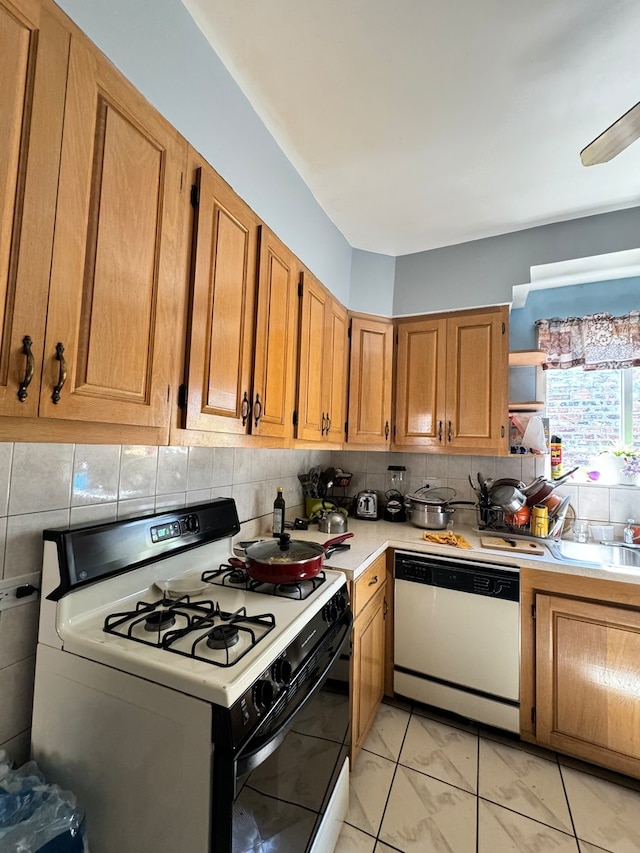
[593,443,640,486]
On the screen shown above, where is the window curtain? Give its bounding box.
[535,310,640,370]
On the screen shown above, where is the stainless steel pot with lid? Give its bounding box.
[404,487,475,530]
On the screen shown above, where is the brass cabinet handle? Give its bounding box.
[17,335,34,402]
[438,420,443,442]
[241,391,250,426]
[368,574,378,586]
[384,420,390,440]
[253,393,262,427]
[448,420,452,442]
[51,342,66,404]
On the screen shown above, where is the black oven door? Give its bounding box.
[212,610,352,853]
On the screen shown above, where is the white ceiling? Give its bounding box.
[181,0,640,257]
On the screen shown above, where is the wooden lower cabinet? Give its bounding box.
[350,553,389,763]
[521,568,640,778]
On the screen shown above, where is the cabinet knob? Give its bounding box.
[17,336,34,402]
[384,421,390,440]
[51,342,67,404]
[241,391,250,426]
[438,420,443,442]
[448,420,452,442]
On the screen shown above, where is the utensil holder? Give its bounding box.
[476,505,504,530]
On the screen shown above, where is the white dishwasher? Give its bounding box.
[394,549,520,732]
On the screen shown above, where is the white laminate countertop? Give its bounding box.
[243,517,640,587]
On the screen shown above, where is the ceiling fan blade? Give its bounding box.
[580,100,640,166]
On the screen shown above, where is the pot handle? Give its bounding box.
[448,501,476,507]
[322,532,354,551]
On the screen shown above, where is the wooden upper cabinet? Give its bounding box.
[183,159,259,436]
[394,307,508,454]
[445,309,508,453]
[0,0,69,418]
[296,272,327,441]
[394,316,446,448]
[251,226,298,439]
[346,316,393,446]
[324,297,348,443]
[296,271,348,443]
[37,31,187,428]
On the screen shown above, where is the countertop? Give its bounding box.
[244,518,640,587]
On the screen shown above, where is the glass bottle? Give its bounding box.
[272,487,285,536]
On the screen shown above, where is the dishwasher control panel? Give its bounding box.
[394,551,519,601]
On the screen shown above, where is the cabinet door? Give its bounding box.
[536,593,640,777]
[39,33,186,428]
[394,317,447,448]
[0,0,68,417]
[296,276,348,444]
[296,271,327,441]
[183,162,258,435]
[352,584,386,758]
[324,297,348,443]
[252,227,298,439]
[346,316,393,445]
[444,308,508,453]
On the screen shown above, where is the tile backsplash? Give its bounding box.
[0,443,634,766]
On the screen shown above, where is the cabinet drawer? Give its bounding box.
[352,554,386,616]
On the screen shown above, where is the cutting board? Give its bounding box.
[480,536,545,555]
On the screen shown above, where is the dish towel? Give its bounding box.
[422,531,472,549]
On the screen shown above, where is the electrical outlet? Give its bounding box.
[0,572,40,612]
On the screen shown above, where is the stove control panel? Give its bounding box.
[218,583,352,749]
[150,514,200,543]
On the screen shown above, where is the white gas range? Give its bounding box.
[31,499,352,853]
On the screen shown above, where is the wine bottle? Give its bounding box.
[272,487,285,536]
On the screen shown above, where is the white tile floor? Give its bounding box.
[335,700,640,853]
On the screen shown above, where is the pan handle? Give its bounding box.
[322,532,354,551]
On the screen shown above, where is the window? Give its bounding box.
[545,367,640,468]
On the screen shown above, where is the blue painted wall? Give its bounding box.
[349,250,395,316]
[394,209,640,315]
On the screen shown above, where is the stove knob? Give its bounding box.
[323,601,338,623]
[271,657,293,685]
[335,593,347,614]
[253,679,275,713]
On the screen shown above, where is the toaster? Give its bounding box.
[355,490,378,520]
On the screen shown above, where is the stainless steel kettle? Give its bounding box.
[318,506,348,534]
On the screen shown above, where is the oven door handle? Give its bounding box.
[236,613,352,776]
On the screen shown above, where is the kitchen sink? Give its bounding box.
[547,540,640,569]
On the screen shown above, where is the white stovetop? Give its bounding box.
[241,517,640,588]
[39,539,347,708]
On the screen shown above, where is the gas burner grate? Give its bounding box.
[202,565,327,600]
[103,598,276,667]
[164,604,276,667]
[104,596,216,647]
